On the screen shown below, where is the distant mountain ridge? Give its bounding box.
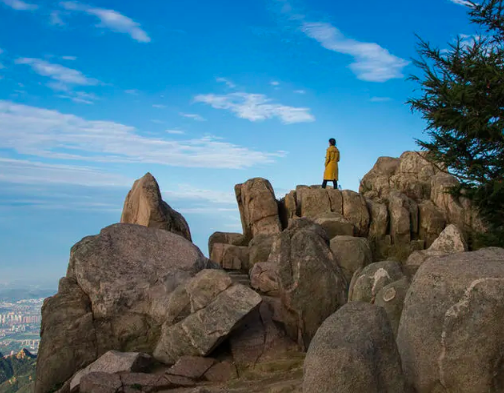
[0,288,56,302]
[0,349,36,393]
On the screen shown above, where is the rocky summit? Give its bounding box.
[34,154,504,393]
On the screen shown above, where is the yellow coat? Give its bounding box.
[324,146,340,181]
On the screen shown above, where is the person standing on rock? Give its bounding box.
[322,138,340,189]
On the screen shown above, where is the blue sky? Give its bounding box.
[0,0,474,287]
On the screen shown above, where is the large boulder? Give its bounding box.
[210,243,249,270]
[313,212,354,238]
[330,236,372,283]
[208,232,247,255]
[235,178,282,239]
[278,190,298,229]
[154,270,262,364]
[250,262,279,296]
[359,156,400,199]
[429,223,467,253]
[367,199,389,238]
[388,191,418,245]
[120,173,191,241]
[272,219,347,350]
[303,302,405,393]
[403,249,446,278]
[35,278,97,393]
[70,351,151,391]
[37,224,215,393]
[374,277,410,337]
[397,248,504,393]
[348,261,405,303]
[341,190,370,237]
[296,188,343,218]
[418,201,446,248]
[248,234,276,268]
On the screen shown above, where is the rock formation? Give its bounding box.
[121,173,192,241]
[397,248,504,393]
[303,302,405,393]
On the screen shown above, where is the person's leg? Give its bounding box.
[322,180,328,189]
[333,180,338,189]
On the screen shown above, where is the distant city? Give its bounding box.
[0,286,56,357]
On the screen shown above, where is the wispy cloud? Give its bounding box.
[61,56,77,61]
[370,96,391,102]
[1,0,37,11]
[0,158,132,187]
[58,91,99,104]
[271,81,280,86]
[301,22,408,82]
[294,90,306,94]
[50,10,65,26]
[60,1,151,43]
[152,104,166,109]
[448,0,474,6]
[125,89,139,95]
[0,101,283,169]
[163,185,236,205]
[216,77,236,88]
[180,113,206,122]
[166,130,185,135]
[15,58,99,90]
[194,92,315,124]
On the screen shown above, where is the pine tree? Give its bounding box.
[408,0,504,246]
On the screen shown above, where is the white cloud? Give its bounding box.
[58,91,99,104]
[15,58,100,90]
[271,81,280,86]
[301,22,408,82]
[216,77,236,88]
[0,100,283,169]
[50,11,65,26]
[152,104,166,109]
[163,185,236,205]
[61,56,77,61]
[180,113,207,122]
[370,96,391,102]
[194,92,315,124]
[1,0,37,11]
[60,1,151,43]
[0,158,132,187]
[294,89,306,94]
[166,130,185,135]
[449,0,474,6]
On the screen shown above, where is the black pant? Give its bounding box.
[322,180,337,189]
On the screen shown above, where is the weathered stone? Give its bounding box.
[314,212,354,238]
[208,232,247,255]
[204,361,238,382]
[185,269,233,313]
[403,249,447,278]
[250,262,279,296]
[397,248,504,393]
[70,351,151,391]
[418,201,446,248]
[374,277,410,337]
[79,372,121,393]
[348,261,405,303]
[120,372,173,391]
[229,301,297,369]
[279,191,298,229]
[273,219,347,350]
[120,173,191,241]
[341,190,370,237]
[35,278,97,393]
[359,156,400,199]
[388,191,418,244]
[296,188,332,218]
[303,302,405,393]
[166,356,216,380]
[248,234,275,268]
[210,243,249,270]
[429,223,467,253]
[235,178,282,239]
[154,284,262,364]
[367,199,389,238]
[330,236,372,283]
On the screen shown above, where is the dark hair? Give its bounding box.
[329,138,336,146]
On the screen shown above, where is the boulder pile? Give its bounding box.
[35,154,504,393]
